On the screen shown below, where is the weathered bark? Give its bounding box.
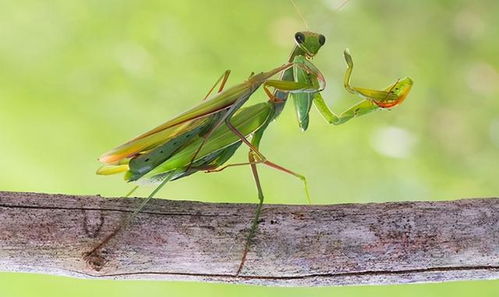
[0,191,497,286]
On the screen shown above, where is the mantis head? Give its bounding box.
[294,31,326,59]
[374,77,414,108]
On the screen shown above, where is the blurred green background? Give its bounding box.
[1,0,498,296]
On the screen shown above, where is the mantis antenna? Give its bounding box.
[290,0,309,30]
[334,0,350,11]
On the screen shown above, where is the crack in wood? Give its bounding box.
[0,203,235,217]
[88,265,499,280]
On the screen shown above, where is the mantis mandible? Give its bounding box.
[88,32,413,274]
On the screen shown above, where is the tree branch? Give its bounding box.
[0,191,497,286]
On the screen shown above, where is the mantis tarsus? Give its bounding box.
[89,32,413,274]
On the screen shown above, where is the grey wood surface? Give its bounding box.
[0,191,497,286]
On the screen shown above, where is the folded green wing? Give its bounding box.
[137,102,273,182]
[99,82,253,164]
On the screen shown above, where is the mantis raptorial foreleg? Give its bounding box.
[313,49,413,125]
[313,93,379,125]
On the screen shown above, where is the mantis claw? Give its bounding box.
[343,48,353,68]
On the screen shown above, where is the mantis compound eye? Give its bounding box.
[319,34,326,46]
[295,32,305,44]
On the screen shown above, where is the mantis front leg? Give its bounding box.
[314,49,414,126]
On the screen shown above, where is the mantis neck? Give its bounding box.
[270,45,306,120]
[288,45,306,63]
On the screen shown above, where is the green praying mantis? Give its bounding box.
[89,32,413,274]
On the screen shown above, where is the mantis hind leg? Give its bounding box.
[125,185,139,197]
[217,129,310,274]
[84,173,174,266]
[236,150,265,275]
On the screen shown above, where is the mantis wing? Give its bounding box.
[137,102,273,182]
[99,82,254,164]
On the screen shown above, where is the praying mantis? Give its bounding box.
[89,32,413,274]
